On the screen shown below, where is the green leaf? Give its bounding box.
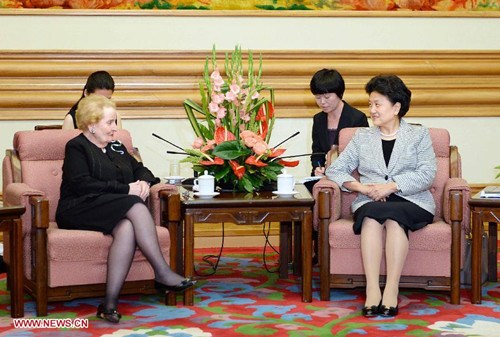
[183,99,205,139]
[212,141,251,160]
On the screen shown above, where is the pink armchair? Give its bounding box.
[313,127,470,304]
[2,129,178,316]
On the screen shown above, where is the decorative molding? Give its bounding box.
[0,9,498,18]
[0,50,499,121]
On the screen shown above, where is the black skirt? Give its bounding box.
[56,194,144,235]
[353,194,433,236]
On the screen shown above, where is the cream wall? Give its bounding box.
[1,13,499,185]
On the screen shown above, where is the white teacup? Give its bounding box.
[193,170,215,195]
[277,169,295,194]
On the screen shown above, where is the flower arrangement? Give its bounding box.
[181,46,298,193]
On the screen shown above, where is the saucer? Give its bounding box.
[272,190,299,198]
[193,191,220,199]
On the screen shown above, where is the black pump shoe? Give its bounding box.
[155,278,197,293]
[361,301,381,317]
[380,304,399,317]
[96,304,121,323]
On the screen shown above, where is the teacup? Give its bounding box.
[277,169,295,194]
[193,170,215,195]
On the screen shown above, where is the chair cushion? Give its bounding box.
[329,219,453,277]
[46,223,171,287]
[329,219,451,252]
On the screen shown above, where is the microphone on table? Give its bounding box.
[152,133,186,153]
[271,152,324,161]
[167,150,189,155]
[272,131,300,148]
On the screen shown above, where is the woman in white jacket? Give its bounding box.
[326,75,436,317]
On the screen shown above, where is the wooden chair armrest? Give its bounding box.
[443,178,471,233]
[312,178,342,231]
[148,183,178,227]
[29,196,50,230]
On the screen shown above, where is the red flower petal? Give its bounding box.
[279,159,299,167]
[268,148,286,158]
[214,126,236,144]
[267,101,275,119]
[229,160,246,179]
[200,157,224,165]
[245,156,268,167]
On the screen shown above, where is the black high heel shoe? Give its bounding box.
[380,304,399,317]
[361,301,381,317]
[96,304,122,323]
[155,278,197,293]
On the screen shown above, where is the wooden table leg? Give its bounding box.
[293,221,302,277]
[471,210,482,304]
[279,221,291,279]
[301,210,312,303]
[487,221,498,282]
[183,212,194,306]
[9,218,24,318]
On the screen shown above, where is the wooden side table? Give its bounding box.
[468,192,500,304]
[0,206,26,318]
[175,184,314,306]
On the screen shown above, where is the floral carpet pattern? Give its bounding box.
[0,248,498,336]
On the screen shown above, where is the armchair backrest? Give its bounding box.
[9,129,135,222]
[338,127,456,220]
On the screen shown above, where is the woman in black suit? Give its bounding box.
[310,69,369,177]
[62,71,123,130]
[308,69,369,263]
[56,94,195,323]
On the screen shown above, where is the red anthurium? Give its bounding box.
[267,101,275,119]
[256,105,269,139]
[245,156,268,167]
[214,126,236,144]
[279,159,299,167]
[200,157,224,165]
[256,105,266,121]
[268,148,286,158]
[229,160,246,179]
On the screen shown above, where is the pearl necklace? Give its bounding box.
[380,128,400,137]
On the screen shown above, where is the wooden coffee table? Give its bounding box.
[468,191,500,304]
[166,184,314,306]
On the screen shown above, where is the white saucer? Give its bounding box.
[272,190,299,198]
[193,191,220,199]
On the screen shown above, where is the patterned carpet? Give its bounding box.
[0,248,499,337]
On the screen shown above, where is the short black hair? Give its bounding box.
[365,74,411,118]
[310,69,345,99]
[83,71,115,95]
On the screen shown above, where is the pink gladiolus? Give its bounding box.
[210,69,222,81]
[209,102,220,113]
[211,93,225,104]
[192,137,204,149]
[253,141,268,155]
[240,113,250,122]
[251,91,260,100]
[225,91,237,102]
[214,77,224,87]
[230,83,241,95]
[216,107,227,119]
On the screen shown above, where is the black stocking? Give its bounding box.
[104,203,184,311]
[104,219,135,311]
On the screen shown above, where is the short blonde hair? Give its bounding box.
[75,94,116,131]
